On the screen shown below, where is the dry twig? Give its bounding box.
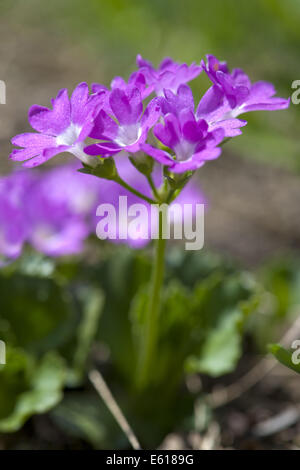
[89,369,141,450]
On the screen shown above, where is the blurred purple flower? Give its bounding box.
[0,164,102,260]
[25,164,101,257]
[0,172,31,261]
[10,83,101,168]
[0,159,205,259]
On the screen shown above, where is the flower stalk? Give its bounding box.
[138,205,167,388]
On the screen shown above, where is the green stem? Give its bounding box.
[116,177,156,205]
[146,174,161,202]
[138,208,166,388]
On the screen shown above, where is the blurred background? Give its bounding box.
[0,0,300,450]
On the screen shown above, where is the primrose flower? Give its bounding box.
[196,85,248,137]
[37,163,101,218]
[27,198,88,257]
[9,54,290,181]
[0,164,104,260]
[159,84,247,138]
[136,55,202,96]
[85,85,161,157]
[10,83,101,168]
[25,164,100,256]
[201,55,290,114]
[142,89,224,173]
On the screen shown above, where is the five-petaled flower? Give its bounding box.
[10,83,101,168]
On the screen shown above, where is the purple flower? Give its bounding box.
[136,55,202,96]
[10,83,101,168]
[25,164,100,256]
[196,85,248,137]
[201,55,290,114]
[0,164,104,260]
[159,83,246,143]
[141,87,224,173]
[84,85,161,157]
[37,163,101,218]
[0,172,31,260]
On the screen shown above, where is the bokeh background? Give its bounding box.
[0,0,300,450]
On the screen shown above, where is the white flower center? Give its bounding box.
[115,124,142,147]
[174,140,195,161]
[56,123,99,168]
[56,123,82,146]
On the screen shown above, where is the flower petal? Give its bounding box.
[11,132,56,148]
[10,147,42,162]
[109,88,135,125]
[209,118,247,137]
[22,145,69,168]
[71,82,89,125]
[29,89,71,136]
[141,143,173,166]
[85,142,121,156]
[153,113,180,149]
[170,147,221,173]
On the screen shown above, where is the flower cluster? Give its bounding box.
[6,54,289,260]
[10,54,289,175]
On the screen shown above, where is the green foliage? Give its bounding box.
[0,253,104,433]
[1,247,299,447]
[0,350,65,432]
[249,257,300,350]
[94,249,262,392]
[0,265,75,354]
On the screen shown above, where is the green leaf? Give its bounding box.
[185,273,261,377]
[0,351,66,433]
[0,272,77,354]
[268,343,300,374]
[186,309,242,377]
